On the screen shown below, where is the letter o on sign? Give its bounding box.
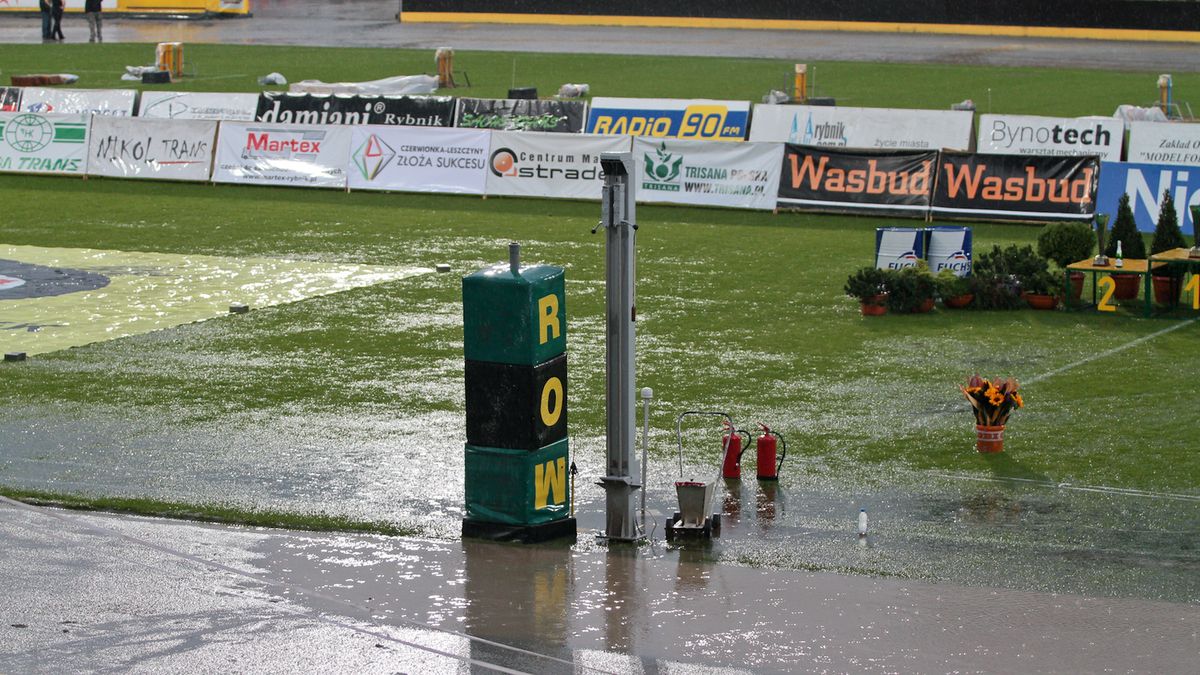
[540,376,564,427]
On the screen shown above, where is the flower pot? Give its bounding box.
[1022,292,1059,310]
[1111,273,1140,300]
[976,425,1005,453]
[943,293,974,309]
[860,293,887,316]
[1069,271,1084,301]
[1152,275,1182,305]
[911,297,935,314]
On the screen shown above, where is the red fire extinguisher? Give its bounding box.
[721,424,751,479]
[755,424,787,481]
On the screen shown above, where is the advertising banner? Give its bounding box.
[212,122,351,188]
[977,114,1123,162]
[931,152,1099,221]
[1,88,22,113]
[0,0,115,9]
[776,145,937,216]
[347,126,490,194]
[19,88,136,117]
[138,91,259,121]
[586,97,750,141]
[1097,161,1200,234]
[456,98,587,133]
[1126,121,1200,166]
[485,131,629,200]
[633,137,782,210]
[87,117,216,182]
[0,112,90,175]
[256,93,456,127]
[749,104,973,151]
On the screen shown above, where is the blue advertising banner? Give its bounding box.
[1097,161,1200,234]
[585,97,750,141]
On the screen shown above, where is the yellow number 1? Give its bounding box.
[1097,277,1117,312]
[1186,274,1200,310]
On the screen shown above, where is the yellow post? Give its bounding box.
[794,64,808,103]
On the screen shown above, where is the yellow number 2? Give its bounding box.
[1097,277,1117,312]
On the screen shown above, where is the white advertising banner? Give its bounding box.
[20,88,136,117]
[0,0,115,9]
[1126,121,1200,166]
[0,112,90,175]
[978,114,1123,161]
[347,126,490,194]
[212,122,351,188]
[485,131,629,200]
[633,137,783,210]
[87,117,216,182]
[748,104,973,151]
[138,91,258,121]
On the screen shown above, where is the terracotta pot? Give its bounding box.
[943,294,974,309]
[860,302,886,316]
[911,298,935,314]
[1111,273,1140,300]
[1022,292,1059,310]
[976,425,1005,453]
[1152,275,1182,305]
[1069,271,1084,301]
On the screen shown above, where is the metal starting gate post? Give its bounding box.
[596,152,643,542]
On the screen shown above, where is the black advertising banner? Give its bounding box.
[455,98,587,133]
[931,152,1099,221]
[255,93,456,127]
[776,144,937,216]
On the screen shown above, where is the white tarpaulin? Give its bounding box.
[748,104,974,151]
[288,75,439,96]
[633,137,783,210]
[347,126,490,195]
[87,117,216,182]
[978,114,1124,161]
[1126,121,1200,166]
[212,122,351,188]
[138,91,259,121]
[0,111,90,175]
[20,88,136,117]
[485,131,629,200]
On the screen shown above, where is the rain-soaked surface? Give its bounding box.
[3,498,1197,673]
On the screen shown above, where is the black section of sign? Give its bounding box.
[931,152,1099,221]
[255,93,456,127]
[455,99,586,133]
[0,88,22,113]
[401,1,1199,30]
[465,353,567,450]
[0,260,110,300]
[777,145,937,217]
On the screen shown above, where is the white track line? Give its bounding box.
[1024,317,1198,386]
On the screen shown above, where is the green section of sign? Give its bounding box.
[464,439,571,526]
[0,245,428,356]
[462,262,566,366]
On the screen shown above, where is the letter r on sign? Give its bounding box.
[538,293,561,344]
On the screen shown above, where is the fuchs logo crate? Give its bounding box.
[586,97,750,141]
[875,228,925,270]
[925,226,973,277]
[777,145,937,216]
[932,152,1099,221]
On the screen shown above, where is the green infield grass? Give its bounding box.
[1,44,1197,598]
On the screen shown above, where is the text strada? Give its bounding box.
[790,155,933,196]
[941,164,1095,204]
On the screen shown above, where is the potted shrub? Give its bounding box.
[885,263,936,313]
[1036,221,1094,300]
[1105,193,1148,300]
[972,244,1048,310]
[1150,188,1189,305]
[1019,270,1062,310]
[845,267,890,316]
[935,269,974,308]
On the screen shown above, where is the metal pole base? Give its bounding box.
[598,477,643,542]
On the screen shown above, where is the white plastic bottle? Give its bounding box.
[857,508,868,537]
[1116,240,1124,268]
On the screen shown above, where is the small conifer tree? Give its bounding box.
[1105,193,1147,259]
[1150,189,1188,255]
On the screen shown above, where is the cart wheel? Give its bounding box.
[711,513,721,538]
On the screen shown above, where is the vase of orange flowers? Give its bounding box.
[960,375,1024,453]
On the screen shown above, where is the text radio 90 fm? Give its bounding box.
[587,105,748,141]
